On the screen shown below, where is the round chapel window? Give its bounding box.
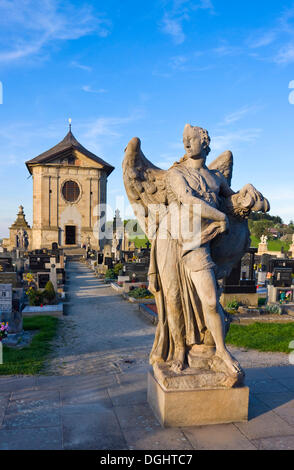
[62,180,80,203]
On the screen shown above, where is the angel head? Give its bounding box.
[183,124,211,160]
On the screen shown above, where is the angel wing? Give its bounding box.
[208,150,233,186]
[123,137,168,237]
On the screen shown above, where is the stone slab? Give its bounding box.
[147,371,249,427]
[220,292,258,307]
[22,303,63,317]
[0,426,63,450]
[252,435,294,450]
[183,423,256,450]
[138,303,158,325]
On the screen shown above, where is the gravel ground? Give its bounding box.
[44,261,291,375]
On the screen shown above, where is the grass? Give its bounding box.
[250,235,290,252]
[226,322,294,353]
[0,316,59,375]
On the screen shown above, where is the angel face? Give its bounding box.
[183,124,210,159]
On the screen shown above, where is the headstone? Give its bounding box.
[37,272,50,289]
[0,284,12,318]
[257,271,266,285]
[118,275,130,283]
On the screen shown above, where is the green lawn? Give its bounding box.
[250,235,290,252]
[0,316,59,375]
[226,322,294,353]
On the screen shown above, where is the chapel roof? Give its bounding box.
[25,129,114,176]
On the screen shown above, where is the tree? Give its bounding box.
[249,213,283,224]
[251,220,273,239]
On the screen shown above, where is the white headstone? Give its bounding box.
[0,284,12,315]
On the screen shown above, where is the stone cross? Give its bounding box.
[45,257,61,292]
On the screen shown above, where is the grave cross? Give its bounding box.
[45,257,61,292]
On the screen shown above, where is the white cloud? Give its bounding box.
[211,128,262,153]
[246,8,294,65]
[82,85,107,94]
[222,105,262,125]
[212,44,242,57]
[248,31,277,49]
[169,55,189,69]
[161,14,186,44]
[274,44,294,64]
[71,61,92,72]
[159,0,214,44]
[82,110,144,140]
[0,0,111,63]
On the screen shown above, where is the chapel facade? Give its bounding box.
[24,128,114,251]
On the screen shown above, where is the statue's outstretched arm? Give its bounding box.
[169,169,228,224]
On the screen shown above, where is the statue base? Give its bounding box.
[147,366,249,427]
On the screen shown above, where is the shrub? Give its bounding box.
[226,299,240,311]
[128,287,153,299]
[27,288,44,306]
[43,281,56,303]
[265,304,282,315]
[258,297,267,307]
[113,263,123,276]
[105,268,116,279]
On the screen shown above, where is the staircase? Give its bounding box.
[62,246,86,260]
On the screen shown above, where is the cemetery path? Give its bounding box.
[43,261,155,376]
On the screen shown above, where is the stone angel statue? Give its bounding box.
[123,124,269,387]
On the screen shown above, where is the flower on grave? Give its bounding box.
[24,273,35,284]
[0,322,9,341]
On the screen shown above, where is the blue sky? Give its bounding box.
[0,0,294,237]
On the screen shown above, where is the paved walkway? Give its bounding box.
[44,262,155,375]
[0,262,294,450]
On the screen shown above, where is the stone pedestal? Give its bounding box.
[148,370,249,427]
[258,242,268,255]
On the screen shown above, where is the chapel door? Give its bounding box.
[65,226,76,245]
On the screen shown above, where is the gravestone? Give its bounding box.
[124,262,149,282]
[29,254,51,271]
[0,272,18,287]
[37,272,50,289]
[0,284,12,319]
[0,256,13,272]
